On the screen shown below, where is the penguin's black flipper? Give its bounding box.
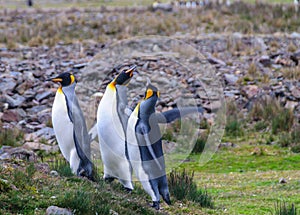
[63,83,94,181]
[156,106,205,124]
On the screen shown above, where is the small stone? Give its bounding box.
[291,88,300,99]
[218,142,237,149]
[50,171,59,177]
[0,78,17,92]
[207,56,226,66]
[73,63,87,69]
[285,100,298,110]
[23,142,58,154]
[290,32,300,38]
[254,37,267,52]
[1,110,20,122]
[241,85,260,99]
[35,91,53,102]
[4,94,25,108]
[45,206,72,215]
[224,74,238,85]
[258,55,271,67]
[279,178,287,184]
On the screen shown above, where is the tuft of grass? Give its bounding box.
[168,169,214,208]
[58,190,110,214]
[225,117,245,137]
[281,66,300,80]
[271,109,294,134]
[254,121,268,131]
[274,201,297,215]
[13,163,36,190]
[248,62,259,77]
[192,136,207,154]
[278,125,300,153]
[0,128,24,147]
[50,158,73,177]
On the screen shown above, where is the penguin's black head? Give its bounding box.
[139,83,160,116]
[144,83,160,100]
[48,72,76,87]
[114,65,136,85]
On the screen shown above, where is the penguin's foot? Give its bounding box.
[104,177,115,183]
[151,201,160,210]
[124,187,133,193]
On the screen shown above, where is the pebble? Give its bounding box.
[45,206,72,215]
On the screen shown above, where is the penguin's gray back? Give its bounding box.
[62,83,91,159]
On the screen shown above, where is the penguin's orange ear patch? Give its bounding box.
[157,91,160,98]
[145,89,153,99]
[70,74,75,84]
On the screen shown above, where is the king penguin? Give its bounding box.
[126,82,171,210]
[49,72,93,180]
[97,65,136,191]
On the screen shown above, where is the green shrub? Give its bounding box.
[50,158,73,177]
[272,109,294,134]
[59,190,110,214]
[168,169,214,208]
[254,121,268,131]
[192,136,207,154]
[225,117,244,137]
[13,163,36,189]
[274,201,297,215]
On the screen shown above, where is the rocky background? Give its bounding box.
[1,4,299,155]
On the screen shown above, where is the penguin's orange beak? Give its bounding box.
[51,78,63,82]
[46,77,63,83]
[125,65,137,77]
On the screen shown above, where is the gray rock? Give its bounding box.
[224,74,238,85]
[152,2,173,11]
[1,110,20,122]
[34,127,55,140]
[279,178,287,184]
[73,63,87,69]
[241,85,260,99]
[36,91,53,102]
[218,142,238,149]
[23,142,58,153]
[285,100,298,110]
[4,94,25,108]
[0,78,17,92]
[258,55,271,67]
[207,56,226,66]
[46,206,73,215]
[0,147,37,161]
[254,37,267,52]
[27,105,48,114]
[50,171,59,177]
[290,32,300,38]
[291,88,300,99]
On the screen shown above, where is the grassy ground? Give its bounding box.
[179,144,300,214]
[1,136,299,214]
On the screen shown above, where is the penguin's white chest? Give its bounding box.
[97,87,128,172]
[52,90,75,163]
